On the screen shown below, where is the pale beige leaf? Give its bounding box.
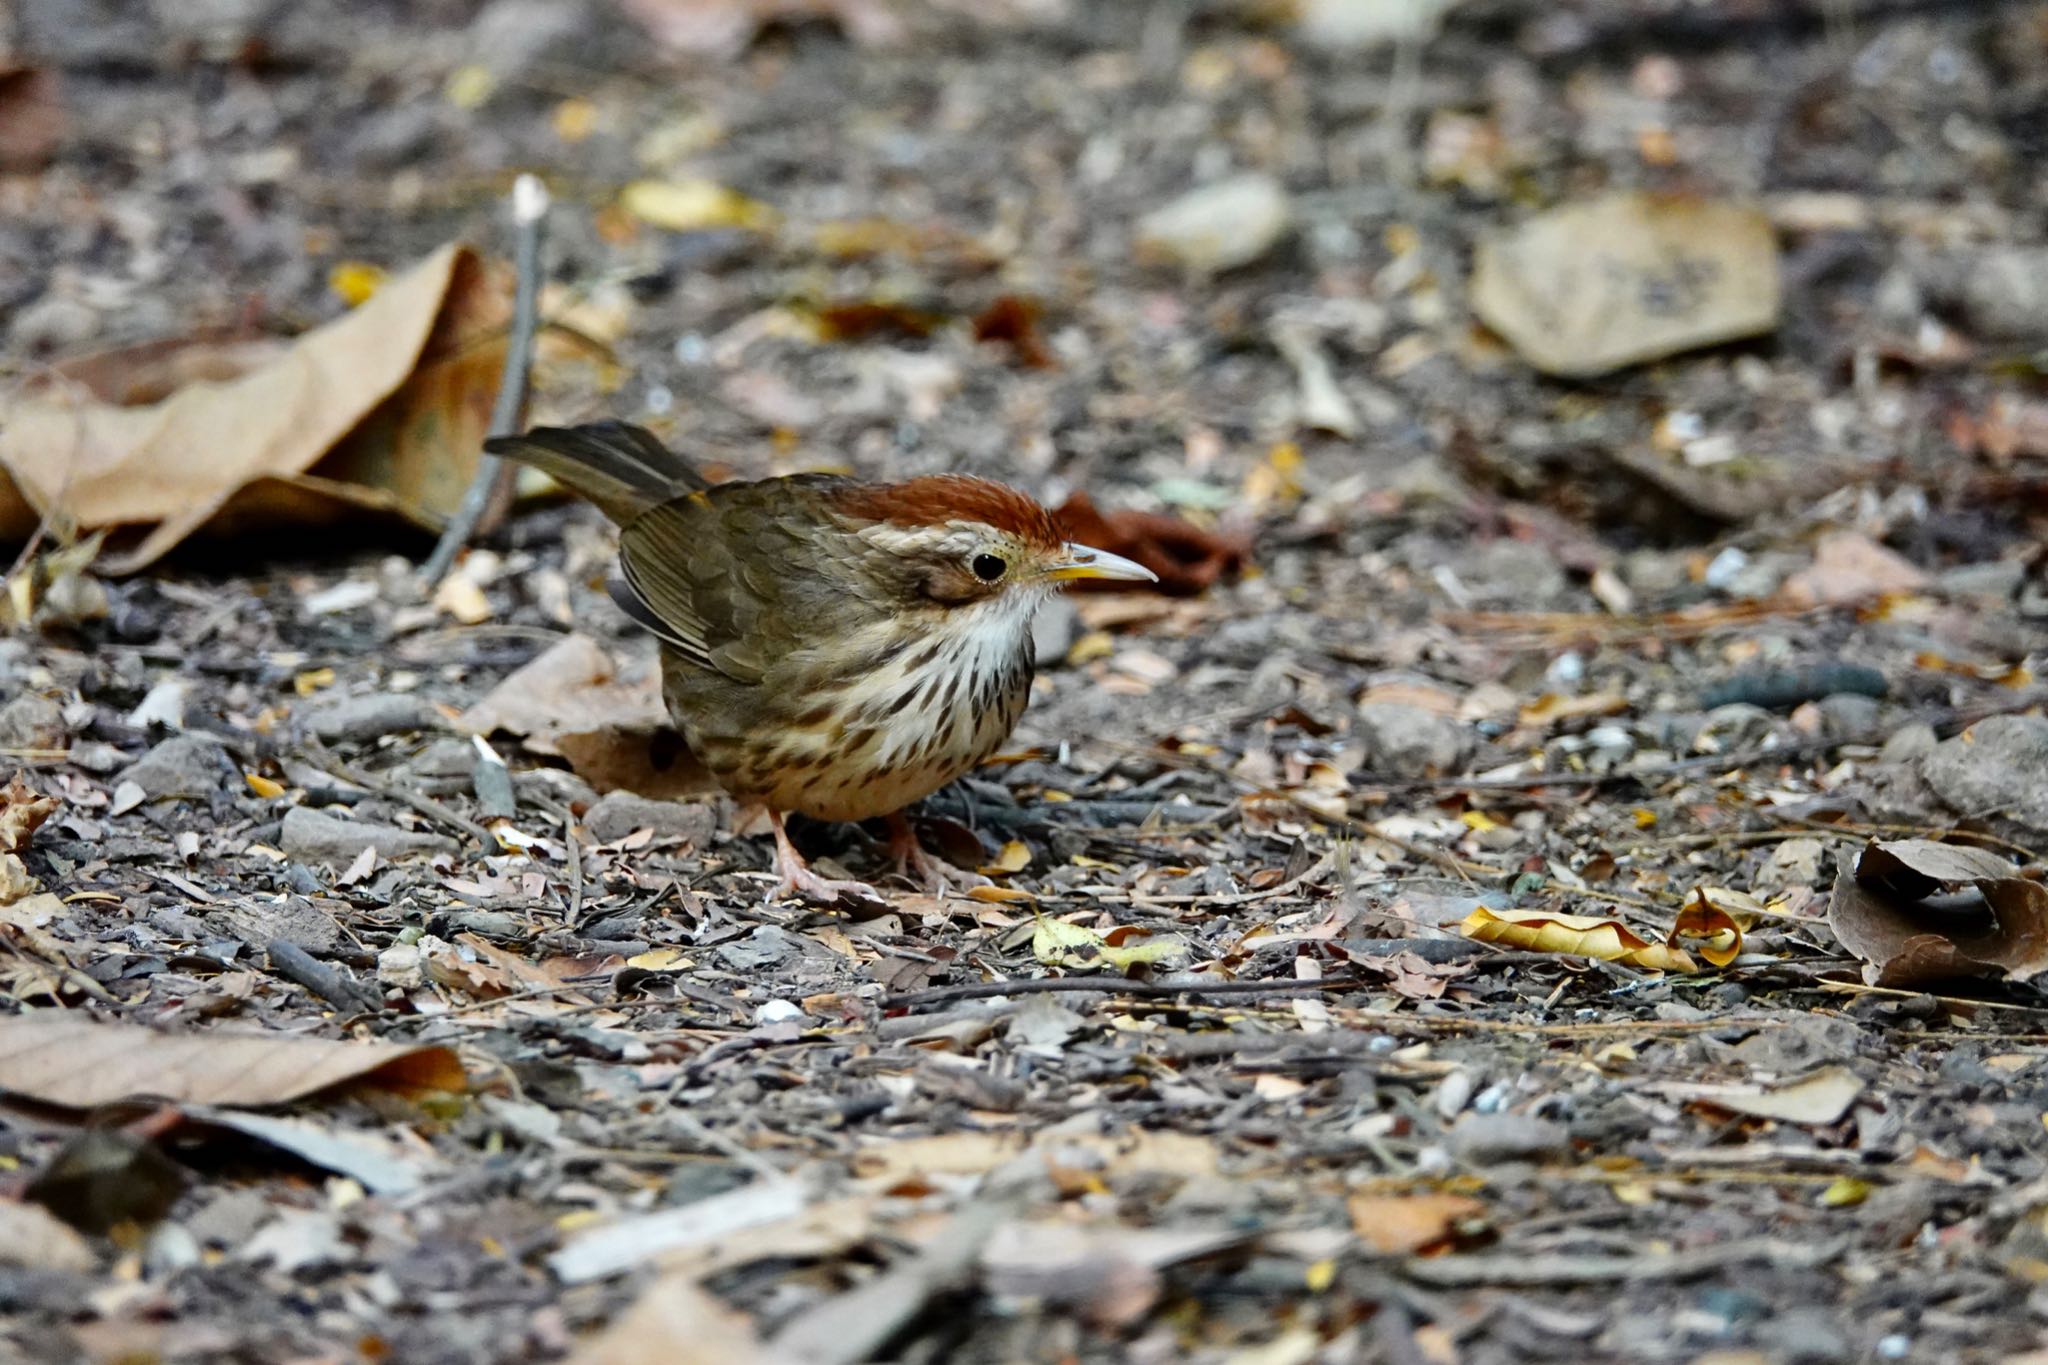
[0,1013,464,1109]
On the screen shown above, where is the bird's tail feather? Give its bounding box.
[485,420,705,524]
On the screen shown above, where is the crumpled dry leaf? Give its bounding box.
[1470,192,1780,378]
[1669,891,1745,968]
[1828,838,2048,987]
[459,633,713,799]
[1052,492,1250,597]
[568,1276,788,1365]
[0,1013,464,1108]
[0,243,508,571]
[1032,915,1188,972]
[1346,1192,1488,1255]
[1783,530,1929,607]
[1459,906,1700,972]
[0,775,59,855]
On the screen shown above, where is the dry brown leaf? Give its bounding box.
[1783,531,1929,607]
[458,634,713,799]
[1828,838,2048,987]
[1687,1065,1865,1126]
[568,1276,788,1365]
[1459,906,1699,972]
[1346,1192,1488,1255]
[1470,192,1780,378]
[0,67,63,172]
[0,775,59,855]
[1668,891,1744,968]
[0,1013,464,1108]
[1052,492,1250,597]
[1516,690,1629,730]
[0,243,508,571]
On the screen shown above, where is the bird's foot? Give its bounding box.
[767,809,885,905]
[886,814,991,897]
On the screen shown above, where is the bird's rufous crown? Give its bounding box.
[832,475,1064,551]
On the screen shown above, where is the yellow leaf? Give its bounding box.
[293,668,335,697]
[620,179,777,233]
[969,884,1035,905]
[1819,1176,1871,1207]
[327,261,387,307]
[1459,906,1700,972]
[1032,915,1187,972]
[552,97,597,143]
[1304,1258,1336,1292]
[244,773,285,800]
[626,947,690,971]
[1633,807,1657,828]
[1066,630,1115,666]
[1461,810,1502,833]
[1667,891,1744,967]
[444,64,496,110]
[981,840,1031,875]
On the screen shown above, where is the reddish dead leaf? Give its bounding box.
[809,300,941,343]
[1346,1192,1488,1254]
[0,67,64,172]
[1051,492,1251,597]
[1828,838,2048,987]
[0,1013,463,1108]
[0,775,60,855]
[0,243,508,570]
[1782,530,1928,607]
[972,295,1055,368]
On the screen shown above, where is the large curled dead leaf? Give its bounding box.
[0,1013,464,1108]
[1669,891,1745,968]
[1347,1192,1489,1255]
[458,633,714,799]
[1663,1065,1865,1126]
[1828,838,2048,987]
[1051,492,1250,597]
[1459,907,1700,972]
[0,243,508,571]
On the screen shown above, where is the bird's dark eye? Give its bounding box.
[971,553,1007,582]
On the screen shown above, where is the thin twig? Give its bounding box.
[421,173,550,587]
[301,737,496,849]
[883,974,1369,1011]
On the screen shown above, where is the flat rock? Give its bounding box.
[1135,174,1292,275]
[118,734,234,800]
[1446,1111,1571,1164]
[1920,714,2048,834]
[1356,701,1471,780]
[304,694,443,744]
[280,806,457,865]
[584,791,716,845]
[1961,245,2048,342]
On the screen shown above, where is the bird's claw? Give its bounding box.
[886,820,991,897]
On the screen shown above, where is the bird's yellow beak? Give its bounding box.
[1045,543,1158,584]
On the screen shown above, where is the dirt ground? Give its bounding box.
[4,1,2048,1361]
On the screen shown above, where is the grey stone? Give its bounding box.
[1355,701,1471,779]
[1921,714,2048,834]
[1815,692,1882,738]
[1961,246,2048,341]
[584,791,716,845]
[1445,1111,1571,1164]
[304,694,442,744]
[1878,722,1938,766]
[713,925,828,974]
[1462,538,1566,608]
[211,896,344,956]
[0,692,65,749]
[118,734,233,800]
[280,806,456,865]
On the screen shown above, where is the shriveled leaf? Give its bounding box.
[620,178,777,233]
[980,840,1031,875]
[1459,907,1699,972]
[1829,840,2048,986]
[1347,1192,1488,1255]
[0,243,508,570]
[1033,915,1187,972]
[0,1013,463,1109]
[188,1107,434,1196]
[0,776,59,854]
[1668,892,1744,967]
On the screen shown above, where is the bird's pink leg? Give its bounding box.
[884,812,990,896]
[768,810,882,904]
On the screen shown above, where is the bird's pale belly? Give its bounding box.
[686,674,1030,823]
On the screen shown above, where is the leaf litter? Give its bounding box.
[3,3,2048,1361]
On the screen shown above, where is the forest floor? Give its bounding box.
[4,1,2048,1361]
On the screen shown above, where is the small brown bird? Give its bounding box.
[488,421,1155,902]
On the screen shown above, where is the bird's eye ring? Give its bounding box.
[970,553,1007,582]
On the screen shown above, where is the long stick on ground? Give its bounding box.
[420,172,550,587]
